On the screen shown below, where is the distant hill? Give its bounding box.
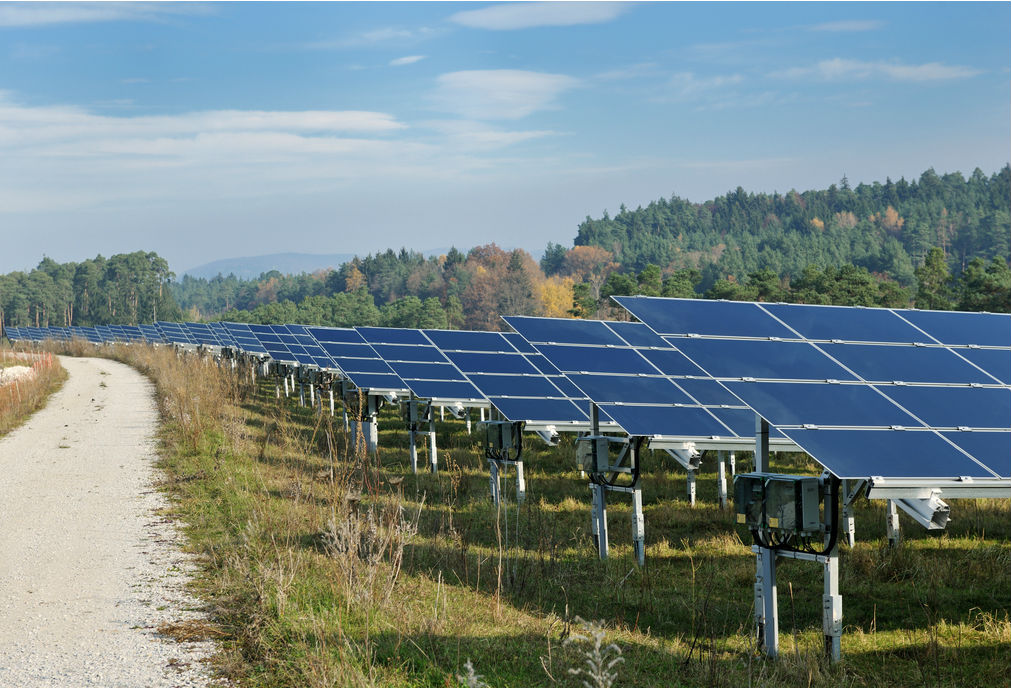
[182,253,358,279]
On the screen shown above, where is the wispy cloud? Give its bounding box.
[770,58,982,82]
[807,20,884,32]
[449,2,628,30]
[390,55,426,67]
[422,120,558,151]
[431,70,580,120]
[303,26,439,50]
[0,2,212,28]
[595,62,660,82]
[668,72,744,98]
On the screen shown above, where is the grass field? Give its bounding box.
[50,343,1011,687]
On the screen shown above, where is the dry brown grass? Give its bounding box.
[0,347,66,437]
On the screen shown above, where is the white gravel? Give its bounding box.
[0,356,225,687]
[0,365,35,386]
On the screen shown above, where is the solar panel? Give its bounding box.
[156,322,195,345]
[249,324,298,366]
[304,326,407,394]
[614,296,1011,482]
[504,316,771,444]
[355,327,485,403]
[221,322,269,356]
[424,328,592,425]
[183,322,223,347]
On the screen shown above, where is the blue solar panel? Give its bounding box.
[613,296,795,339]
[505,316,757,440]
[763,302,928,343]
[534,344,657,375]
[222,322,268,355]
[606,321,670,348]
[958,347,1011,385]
[303,326,407,393]
[617,296,1011,482]
[818,343,995,385]
[503,317,625,346]
[784,429,996,480]
[673,338,857,381]
[884,386,1011,430]
[896,309,1011,348]
[603,405,732,439]
[355,327,485,402]
[941,431,1011,478]
[722,381,920,428]
[421,328,591,424]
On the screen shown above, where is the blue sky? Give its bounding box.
[1,1,1008,274]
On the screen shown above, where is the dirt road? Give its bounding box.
[0,356,220,687]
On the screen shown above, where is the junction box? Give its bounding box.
[735,473,823,536]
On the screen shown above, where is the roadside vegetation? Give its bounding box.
[44,341,1011,687]
[0,344,66,438]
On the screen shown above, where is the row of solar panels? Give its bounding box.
[5,298,1010,483]
[4,321,242,348]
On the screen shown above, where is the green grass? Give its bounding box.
[64,343,1010,687]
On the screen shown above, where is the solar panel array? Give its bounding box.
[6,298,1009,487]
[613,297,1010,481]
[504,316,783,443]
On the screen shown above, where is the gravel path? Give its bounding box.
[0,356,223,687]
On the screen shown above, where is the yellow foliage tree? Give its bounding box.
[344,265,365,291]
[539,276,575,318]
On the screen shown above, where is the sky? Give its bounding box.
[1,1,1008,274]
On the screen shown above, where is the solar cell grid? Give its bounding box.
[504,316,756,440]
[615,296,1011,482]
[355,327,484,403]
[303,326,407,393]
[421,328,592,424]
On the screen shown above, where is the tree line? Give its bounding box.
[0,252,181,332]
[2,166,1008,335]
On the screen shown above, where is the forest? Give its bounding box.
[2,166,1008,332]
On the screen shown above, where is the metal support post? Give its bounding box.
[592,483,609,560]
[466,410,472,435]
[489,460,501,505]
[283,375,289,398]
[717,451,728,509]
[823,535,843,661]
[362,395,378,455]
[886,499,901,546]
[842,480,856,547]
[515,460,526,504]
[408,398,419,474]
[290,372,296,398]
[729,451,736,476]
[275,381,281,399]
[631,487,645,567]
[309,382,315,408]
[329,390,335,417]
[479,407,485,422]
[440,405,444,421]
[686,468,697,506]
[428,406,438,473]
[755,415,779,658]
[298,381,305,407]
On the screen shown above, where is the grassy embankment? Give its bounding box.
[53,341,1011,687]
[0,344,67,437]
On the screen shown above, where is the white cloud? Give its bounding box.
[449,2,628,30]
[668,72,744,97]
[431,70,580,120]
[422,120,558,151]
[303,26,439,50]
[770,58,981,82]
[807,20,884,32]
[0,2,212,28]
[390,55,426,67]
